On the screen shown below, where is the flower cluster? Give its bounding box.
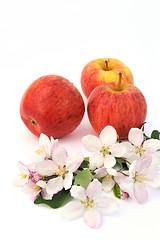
[14,126,160,228]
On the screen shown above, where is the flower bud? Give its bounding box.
[122,192,130,199]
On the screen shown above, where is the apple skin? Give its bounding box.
[20,75,85,138]
[87,82,147,139]
[81,58,134,98]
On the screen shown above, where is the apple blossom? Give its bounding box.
[123,128,160,162]
[95,167,117,192]
[82,126,127,171]
[36,146,84,195]
[22,179,52,201]
[14,122,160,229]
[31,133,58,162]
[114,156,160,204]
[61,179,119,228]
[13,161,30,187]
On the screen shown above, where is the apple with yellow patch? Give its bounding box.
[87,73,147,139]
[81,58,134,98]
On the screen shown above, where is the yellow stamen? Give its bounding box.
[105,174,112,181]
[20,174,27,179]
[54,165,66,176]
[133,171,148,184]
[34,185,41,191]
[136,173,147,184]
[81,197,97,210]
[100,146,110,157]
[36,145,45,155]
[135,146,145,156]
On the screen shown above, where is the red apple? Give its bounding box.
[81,58,134,98]
[20,75,85,138]
[87,74,147,139]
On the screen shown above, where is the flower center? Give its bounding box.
[54,165,66,176]
[36,145,45,155]
[133,171,147,184]
[20,174,27,179]
[105,174,112,181]
[100,146,110,157]
[135,146,145,156]
[34,185,41,192]
[81,197,97,210]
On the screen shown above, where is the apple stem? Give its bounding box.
[117,73,122,91]
[105,60,109,71]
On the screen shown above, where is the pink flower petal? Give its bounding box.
[66,152,84,172]
[107,168,117,176]
[22,180,35,195]
[18,161,30,175]
[84,209,102,228]
[61,200,84,221]
[12,175,28,187]
[70,185,86,201]
[122,142,135,159]
[102,177,115,192]
[95,167,107,178]
[41,189,53,200]
[39,133,51,155]
[134,182,148,204]
[30,191,41,201]
[50,137,58,153]
[143,139,160,153]
[128,128,144,146]
[82,135,102,152]
[145,169,160,188]
[129,160,137,177]
[110,142,129,157]
[104,155,116,169]
[36,160,56,176]
[89,153,104,170]
[22,180,41,201]
[96,197,119,215]
[52,145,67,166]
[99,126,117,146]
[129,157,152,178]
[114,172,134,198]
[63,172,73,190]
[134,157,152,174]
[36,180,46,188]
[46,176,64,195]
[86,179,102,199]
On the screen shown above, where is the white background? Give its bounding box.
[1,0,160,239]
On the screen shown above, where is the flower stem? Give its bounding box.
[122,157,131,165]
[119,171,129,177]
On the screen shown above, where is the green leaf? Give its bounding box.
[34,189,70,209]
[115,157,129,171]
[121,162,129,171]
[74,168,94,189]
[112,183,121,199]
[116,157,126,164]
[151,130,160,140]
[79,159,89,169]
